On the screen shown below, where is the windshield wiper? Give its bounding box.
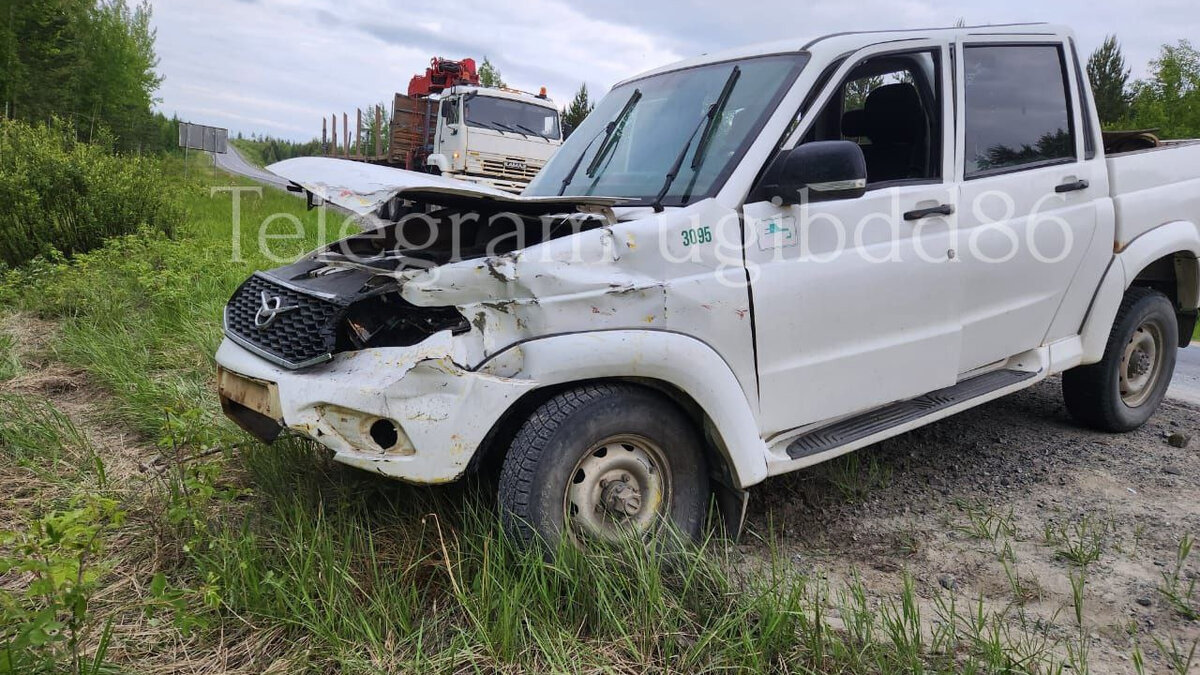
[515,123,547,140]
[650,66,741,212]
[557,88,641,196]
[474,120,509,134]
[494,121,527,138]
[585,89,643,179]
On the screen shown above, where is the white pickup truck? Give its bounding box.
[216,23,1200,545]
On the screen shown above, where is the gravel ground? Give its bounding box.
[742,376,1200,672]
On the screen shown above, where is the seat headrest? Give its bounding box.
[863,83,925,144]
[841,108,867,137]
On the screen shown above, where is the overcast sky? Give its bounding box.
[146,0,1200,141]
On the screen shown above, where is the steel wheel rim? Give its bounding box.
[1119,321,1164,407]
[563,434,671,542]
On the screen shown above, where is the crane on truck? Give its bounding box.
[389,57,563,193]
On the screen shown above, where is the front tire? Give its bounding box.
[1063,287,1178,431]
[498,383,709,548]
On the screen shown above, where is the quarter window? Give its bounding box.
[963,45,1076,176]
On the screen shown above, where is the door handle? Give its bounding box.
[903,204,954,221]
[1055,179,1090,193]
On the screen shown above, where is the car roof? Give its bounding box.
[615,23,1073,87]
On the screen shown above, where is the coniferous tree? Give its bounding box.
[1087,35,1132,125]
[560,83,594,138]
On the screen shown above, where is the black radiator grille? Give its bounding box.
[223,274,344,368]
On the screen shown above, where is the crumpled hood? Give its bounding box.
[267,157,624,217]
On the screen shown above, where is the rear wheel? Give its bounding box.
[498,383,709,548]
[1063,287,1178,431]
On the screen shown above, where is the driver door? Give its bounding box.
[743,40,962,437]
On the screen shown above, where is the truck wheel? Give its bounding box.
[499,383,709,548]
[1063,287,1178,432]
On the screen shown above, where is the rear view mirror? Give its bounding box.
[754,140,867,206]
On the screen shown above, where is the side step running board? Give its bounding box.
[786,369,1037,459]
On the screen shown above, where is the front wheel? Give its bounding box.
[1063,287,1178,431]
[498,384,709,548]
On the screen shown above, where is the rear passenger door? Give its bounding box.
[953,36,1107,373]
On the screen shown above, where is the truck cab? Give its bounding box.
[426,86,562,193]
[220,24,1200,548]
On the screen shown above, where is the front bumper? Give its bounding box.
[215,333,535,483]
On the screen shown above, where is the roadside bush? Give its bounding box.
[0,119,181,268]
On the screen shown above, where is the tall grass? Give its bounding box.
[2,152,356,446]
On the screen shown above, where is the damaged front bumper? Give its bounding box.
[215,332,535,483]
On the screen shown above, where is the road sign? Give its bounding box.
[178,122,229,154]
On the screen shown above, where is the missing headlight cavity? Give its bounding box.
[340,292,469,351]
[369,418,400,451]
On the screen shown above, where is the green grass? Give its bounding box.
[0,155,1159,673]
[1159,534,1199,621]
[2,152,349,447]
[0,334,17,381]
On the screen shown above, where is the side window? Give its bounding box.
[804,51,941,185]
[963,45,1076,176]
[441,98,459,124]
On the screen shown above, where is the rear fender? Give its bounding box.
[1080,221,1200,362]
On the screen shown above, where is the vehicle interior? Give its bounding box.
[802,51,942,185]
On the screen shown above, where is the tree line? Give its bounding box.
[1088,36,1200,138]
[0,0,177,153]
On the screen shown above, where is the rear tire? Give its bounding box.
[1063,287,1178,432]
[498,383,709,548]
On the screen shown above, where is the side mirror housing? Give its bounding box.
[753,140,867,206]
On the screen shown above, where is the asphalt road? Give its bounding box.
[204,144,1200,407]
[210,144,292,190]
[1170,344,1200,406]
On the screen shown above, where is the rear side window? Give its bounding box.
[963,45,1076,176]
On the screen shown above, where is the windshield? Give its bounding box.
[525,54,806,204]
[464,95,561,140]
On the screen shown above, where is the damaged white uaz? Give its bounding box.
[218,24,1200,546]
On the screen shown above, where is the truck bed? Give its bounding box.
[1107,140,1200,248]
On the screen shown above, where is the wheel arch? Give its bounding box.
[468,331,768,490]
[1082,222,1200,360]
[1120,221,1200,345]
